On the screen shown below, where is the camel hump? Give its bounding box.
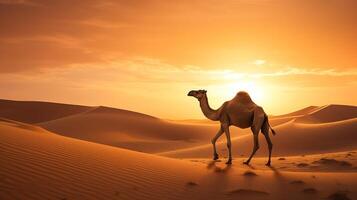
[233,91,253,103]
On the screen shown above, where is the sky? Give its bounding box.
[0,0,356,119]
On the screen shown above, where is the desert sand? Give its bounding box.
[0,99,91,124]
[38,106,223,153]
[0,99,356,200]
[0,99,223,153]
[1,118,357,200]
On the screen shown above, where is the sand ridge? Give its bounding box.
[0,99,91,123]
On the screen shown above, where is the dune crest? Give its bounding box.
[295,104,357,124]
[273,106,320,118]
[0,99,91,123]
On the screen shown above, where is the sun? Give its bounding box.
[224,81,265,103]
[207,79,266,107]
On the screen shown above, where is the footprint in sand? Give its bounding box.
[302,187,318,194]
[290,180,305,185]
[243,171,257,177]
[312,158,352,168]
[327,191,351,200]
[228,189,269,197]
[345,153,353,158]
[296,163,309,168]
[186,181,198,187]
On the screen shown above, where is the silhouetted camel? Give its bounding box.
[187,90,276,165]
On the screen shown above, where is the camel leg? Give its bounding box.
[222,124,232,165]
[244,109,265,165]
[243,132,259,165]
[262,120,273,166]
[263,133,273,166]
[211,126,224,160]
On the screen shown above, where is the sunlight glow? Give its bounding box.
[226,81,265,103]
[207,79,266,109]
[253,60,266,66]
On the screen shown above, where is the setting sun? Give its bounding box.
[227,81,265,103]
[206,80,266,107]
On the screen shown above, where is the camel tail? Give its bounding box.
[265,114,276,136]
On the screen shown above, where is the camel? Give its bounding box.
[187,90,276,166]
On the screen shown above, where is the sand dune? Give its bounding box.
[1,119,356,200]
[0,99,249,154]
[273,106,320,118]
[0,118,210,199]
[39,103,354,154]
[0,99,91,123]
[1,99,356,158]
[269,104,357,126]
[161,118,357,158]
[268,116,296,126]
[0,117,51,133]
[294,104,357,123]
[267,106,320,126]
[39,106,225,153]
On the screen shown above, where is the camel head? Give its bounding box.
[187,89,207,100]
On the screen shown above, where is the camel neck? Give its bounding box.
[199,95,219,121]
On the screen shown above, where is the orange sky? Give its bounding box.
[0,0,356,119]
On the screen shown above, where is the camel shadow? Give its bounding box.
[243,163,257,170]
[242,163,283,179]
[206,160,221,169]
[268,165,283,178]
[206,160,232,174]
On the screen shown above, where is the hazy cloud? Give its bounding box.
[1,0,357,73]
